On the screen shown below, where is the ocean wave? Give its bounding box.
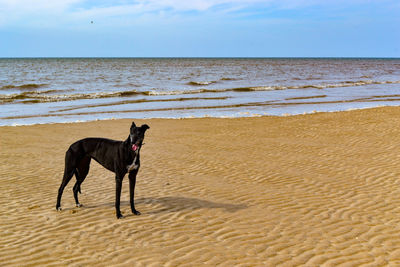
[290,80,400,90]
[0,89,146,103]
[0,83,48,90]
[285,95,327,101]
[296,85,325,89]
[51,96,229,113]
[0,86,277,103]
[186,81,218,86]
[144,86,281,96]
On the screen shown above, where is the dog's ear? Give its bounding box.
[130,121,136,130]
[141,124,150,132]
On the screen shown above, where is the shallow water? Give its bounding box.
[1,58,399,125]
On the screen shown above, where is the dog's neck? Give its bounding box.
[126,136,140,172]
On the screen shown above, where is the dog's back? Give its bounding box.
[67,138,122,171]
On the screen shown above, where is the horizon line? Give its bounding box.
[1,56,400,59]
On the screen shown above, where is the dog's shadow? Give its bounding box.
[138,197,247,214]
[84,196,247,215]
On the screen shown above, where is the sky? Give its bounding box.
[0,0,399,57]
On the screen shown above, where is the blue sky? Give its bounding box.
[1,0,399,57]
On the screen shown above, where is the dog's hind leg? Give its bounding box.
[56,149,76,211]
[73,156,91,207]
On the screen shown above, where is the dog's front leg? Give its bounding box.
[115,175,124,219]
[129,171,141,215]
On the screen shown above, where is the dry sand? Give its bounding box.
[2,107,400,266]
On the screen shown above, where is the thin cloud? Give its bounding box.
[0,0,398,28]
[0,0,81,12]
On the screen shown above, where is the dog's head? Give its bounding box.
[129,121,150,152]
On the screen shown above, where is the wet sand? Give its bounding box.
[2,107,400,266]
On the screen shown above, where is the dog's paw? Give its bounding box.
[133,210,141,216]
[116,213,124,219]
[76,203,83,208]
[56,207,62,212]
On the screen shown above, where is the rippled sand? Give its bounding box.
[2,107,400,266]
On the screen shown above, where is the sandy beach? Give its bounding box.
[2,106,400,266]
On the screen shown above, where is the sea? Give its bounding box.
[0,58,399,126]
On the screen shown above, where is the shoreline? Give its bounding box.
[2,104,398,127]
[2,106,400,265]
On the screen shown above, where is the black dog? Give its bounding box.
[56,121,149,219]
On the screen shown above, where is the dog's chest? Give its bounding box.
[126,153,139,172]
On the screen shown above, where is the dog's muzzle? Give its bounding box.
[132,144,139,151]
